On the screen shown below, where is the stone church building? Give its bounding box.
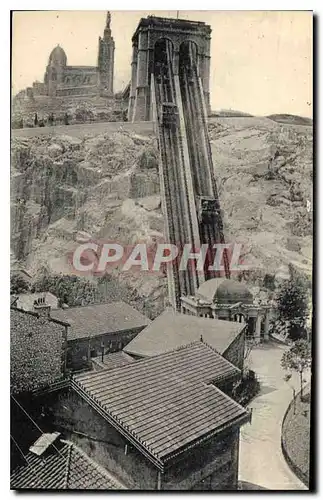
[30,12,115,98]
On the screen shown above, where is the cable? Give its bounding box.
[10,395,100,487]
[10,434,28,464]
[11,395,67,462]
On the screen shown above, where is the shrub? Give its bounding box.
[232,369,260,406]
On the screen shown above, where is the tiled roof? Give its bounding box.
[73,342,248,465]
[123,309,244,358]
[11,439,126,490]
[51,301,150,341]
[92,351,135,371]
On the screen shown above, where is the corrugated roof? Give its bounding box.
[123,309,244,358]
[11,440,126,490]
[51,302,150,341]
[74,342,248,464]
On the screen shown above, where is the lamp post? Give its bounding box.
[101,341,105,363]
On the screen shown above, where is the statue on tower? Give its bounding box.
[104,11,112,39]
[98,10,115,95]
[106,11,111,29]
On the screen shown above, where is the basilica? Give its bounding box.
[27,12,115,99]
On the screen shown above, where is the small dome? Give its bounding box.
[215,279,254,305]
[49,45,67,66]
[197,278,253,305]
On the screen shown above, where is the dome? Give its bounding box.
[49,45,67,66]
[197,278,253,305]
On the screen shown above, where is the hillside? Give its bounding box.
[266,114,313,126]
[11,116,312,315]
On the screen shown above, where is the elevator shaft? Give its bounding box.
[152,39,229,310]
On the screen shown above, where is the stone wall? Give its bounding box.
[223,329,246,371]
[51,388,160,489]
[60,67,98,88]
[50,388,240,490]
[67,327,144,371]
[162,429,239,490]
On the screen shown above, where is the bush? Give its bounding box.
[31,273,103,307]
[10,274,30,295]
[232,369,260,406]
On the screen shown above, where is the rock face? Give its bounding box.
[209,117,312,284]
[11,117,312,315]
[11,130,165,317]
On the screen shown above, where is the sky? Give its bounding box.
[12,10,313,117]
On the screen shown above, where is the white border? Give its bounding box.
[2,2,319,498]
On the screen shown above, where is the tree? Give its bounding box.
[281,339,311,399]
[32,273,103,307]
[10,274,29,295]
[276,265,309,341]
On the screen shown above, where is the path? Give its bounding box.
[239,341,308,490]
[12,121,155,139]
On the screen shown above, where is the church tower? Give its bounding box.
[98,11,115,96]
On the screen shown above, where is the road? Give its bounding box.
[239,341,308,490]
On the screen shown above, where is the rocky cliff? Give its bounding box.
[11,116,312,316]
[209,117,312,283]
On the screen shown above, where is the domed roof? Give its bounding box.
[197,278,253,305]
[49,45,67,66]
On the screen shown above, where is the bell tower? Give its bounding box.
[98,11,115,96]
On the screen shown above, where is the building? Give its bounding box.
[50,301,150,370]
[128,16,211,122]
[28,12,115,98]
[50,342,250,490]
[123,308,246,370]
[127,16,229,310]
[91,350,136,371]
[14,292,59,313]
[10,304,68,395]
[11,432,125,490]
[180,278,276,343]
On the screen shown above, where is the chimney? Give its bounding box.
[33,296,51,318]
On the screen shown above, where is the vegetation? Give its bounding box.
[281,339,311,399]
[31,272,103,307]
[276,265,310,341]
[10,274,30,295]
[232,369,260,407]
[281,387,310,486]
[30,270,163,319]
